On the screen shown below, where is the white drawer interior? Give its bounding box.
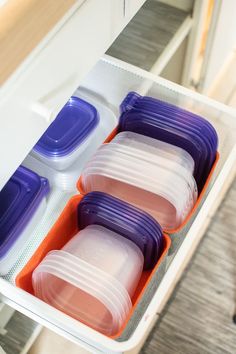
[0,56,236,354]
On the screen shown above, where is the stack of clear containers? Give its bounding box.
[32,192,165,335]
[0,166,49,275]
[33,225,144,335]
[81,131,197,230]
[30,96,100,171]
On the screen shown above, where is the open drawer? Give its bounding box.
[0,56,236,354]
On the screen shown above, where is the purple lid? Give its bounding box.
[0,166,49,258]
[34,96,99,157]
[119,92,219,190]
[78,192,163,269]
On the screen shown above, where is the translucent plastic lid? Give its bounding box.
[33,96,99,158]
[43,250,132,317]
[120,92,218,148]
[81,168,188,229]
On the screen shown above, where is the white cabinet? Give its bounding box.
[125,0,146,19]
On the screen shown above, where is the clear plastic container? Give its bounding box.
[96,144,198,201]
[82,154,195,219]
[81,167,188,230]
[62,225,144,296]
[31,97,100,171]
[33,252,125,335]
[32,225,144,335]
[77,191,164,270]
[80,126,198,230]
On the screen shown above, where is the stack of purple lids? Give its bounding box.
[78,192,163,270]
[119,92,218,191]
[0,166,49,275]
[31,96,100,171]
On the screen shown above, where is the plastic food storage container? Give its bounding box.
[32,224,144,335]
[78,191,164,270]
[31,96,100,171]
[119,92,218,191]
[80,132,198,230]
[0,166,49,275]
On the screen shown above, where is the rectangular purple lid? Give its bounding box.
[120,92,218,150]
[33,96,99,158]
[0,166,49,257]
[78,192,163,269]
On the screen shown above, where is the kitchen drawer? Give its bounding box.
[0,56,236,354]
[0,0,145,191]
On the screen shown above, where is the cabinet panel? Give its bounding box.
[125,0,146,19]
[0,56,235,354]
[0,0,146,191]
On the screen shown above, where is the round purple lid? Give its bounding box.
[34,96,99,158]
